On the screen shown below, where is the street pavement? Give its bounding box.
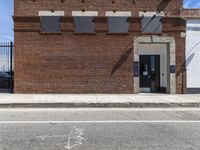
[0,108,200,150]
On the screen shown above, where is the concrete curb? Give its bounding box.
[0,102,200,108]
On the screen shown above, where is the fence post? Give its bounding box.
[10,41,13,93]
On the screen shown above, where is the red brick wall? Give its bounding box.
[14,0,183,16]
[14,0,186,93]
[14,32,135,93]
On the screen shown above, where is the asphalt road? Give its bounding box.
[0,108,200,150]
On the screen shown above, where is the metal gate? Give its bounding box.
[0,42,14,93]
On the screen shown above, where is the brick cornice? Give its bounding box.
[13,16,40,22]
[181,9,200,18]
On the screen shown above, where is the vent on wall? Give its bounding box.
[74,17,95,33]
[40,16,61,33]
[108,17,129,33]
[142,16,162,33]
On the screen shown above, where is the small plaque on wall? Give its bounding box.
[170,65,176,73]
[133,61,139,77]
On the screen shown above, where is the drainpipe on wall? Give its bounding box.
[182,66,187,94]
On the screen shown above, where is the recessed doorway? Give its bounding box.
[133,36,176,94]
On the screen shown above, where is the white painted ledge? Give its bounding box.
[105,11,131,16]
[72,11,98,16]
[38,11,65,16]
[139,11,164,17]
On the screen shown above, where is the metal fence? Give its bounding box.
[0,42,14,93]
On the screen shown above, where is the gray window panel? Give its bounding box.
[142,16,162,33]
[40,16,61,32]
[108,17,129,33]
[74,17,95,33]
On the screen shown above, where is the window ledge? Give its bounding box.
[40,32,63,35]
[107,32,129,35]
[73,32,96,35]
[141,33,163,35]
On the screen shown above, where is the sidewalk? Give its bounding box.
[0,94,200,108]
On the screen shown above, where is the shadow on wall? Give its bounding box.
[187,26,200,32]
[186,25,200,59]
[110,47,133,77]
[186,40,200,58]
[176,52,195,77]
[186,53,195,67]
[157,0,171,11]
[185,39,200,67]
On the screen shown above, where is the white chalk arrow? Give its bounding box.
[65,127,84,149]
[36,126,84,150]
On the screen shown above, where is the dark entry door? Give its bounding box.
[140,55,160,93]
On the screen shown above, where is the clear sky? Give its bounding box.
[0,0,200,42]
[0,0,14,42]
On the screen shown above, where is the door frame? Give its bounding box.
[133,36,176,94]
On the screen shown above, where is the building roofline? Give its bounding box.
[181,9,200,19]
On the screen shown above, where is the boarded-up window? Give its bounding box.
[108,17,129,33]
[74,17,95,33]
[142,16,162,33]
[40,16,61,33]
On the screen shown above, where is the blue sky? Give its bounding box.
[184,0,200,8]
[0,0,14,42]
[0,0,199,42]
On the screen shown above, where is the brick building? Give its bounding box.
[13,0,186,94]
[182,9,200,94]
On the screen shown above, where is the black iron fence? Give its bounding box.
[0,42,14,93]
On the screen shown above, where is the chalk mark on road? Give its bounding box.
[65,126,84,149]
[36,135,69,140]
[35,126,84,149]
